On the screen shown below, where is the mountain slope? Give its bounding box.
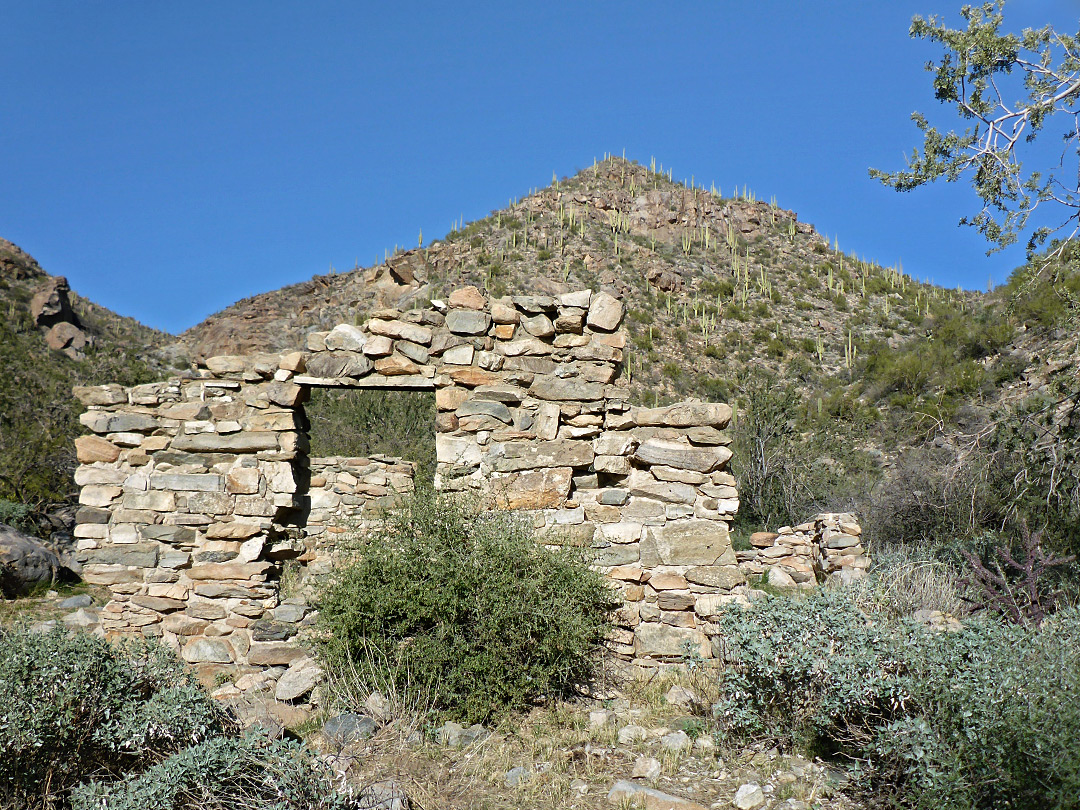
[0,239,172,527]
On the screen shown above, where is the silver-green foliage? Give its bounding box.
[713,592,1080,808]
[0,626,229,809]
[70,733,343,810]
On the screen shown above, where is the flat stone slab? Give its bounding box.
[606,779,708,809]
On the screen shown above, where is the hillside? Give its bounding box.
[4,157,1078,554]
[0,239,173,533]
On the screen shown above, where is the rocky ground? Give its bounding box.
[307,674,865,810]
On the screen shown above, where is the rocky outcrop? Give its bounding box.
[0,238,45,280]
[29,274,90,359]
[31,275,79,329]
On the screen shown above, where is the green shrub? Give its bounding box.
[314,490,618,724]
[71,734,342,810]
[0,626,228,809]
[0,498,34,533]
[714,593,1080,808]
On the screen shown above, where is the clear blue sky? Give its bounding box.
[3,1,1079,334]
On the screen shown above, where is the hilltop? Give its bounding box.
[183,156,966,404]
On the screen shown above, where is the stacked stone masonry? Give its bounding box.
[737,513,868,590]
[72,285,866,686]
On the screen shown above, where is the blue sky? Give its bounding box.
[3,1,1079,334]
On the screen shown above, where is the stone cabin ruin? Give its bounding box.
[71,286,868,683]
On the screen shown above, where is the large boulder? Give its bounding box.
[0,524,63,596]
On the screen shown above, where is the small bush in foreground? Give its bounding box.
[0,626,228,809]
[71,734,343,810]
[315,489,618,724]
[713,593,1080,809]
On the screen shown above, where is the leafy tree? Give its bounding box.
[872,1,1080,254]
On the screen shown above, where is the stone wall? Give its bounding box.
[737,513,868,589]
[71,286,752,683]
[299,455,417,576]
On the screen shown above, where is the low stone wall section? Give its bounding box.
[737,512,868,588]
[300,455,417,575]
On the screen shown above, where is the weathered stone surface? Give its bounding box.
[521,314,555,338]
[131,595,186,612]
[651,465,706,485]
[447,286,487,310]
[275,659,323,701]
[323,713,378,745]
[182,638,234,664]
[44,320,86,354]
[644,520,730,565]
[492,467,572,509]
[251,619,299,642]
[528,376,604,401]
[149,473,223,492]
[533,402,560,440]
[441,343,475,365]
[657,592,695,611]
[226,467,261,494]
[606,781,706,809]
[357,334,391,357]
[586,292,623,331]
[246,642,307,666]
[78,486,122,509]
[323,324,367,352]
[457,399,513,424]
[187,562,273,580]
[634,624,709,658]
[445,310,491,335]
[768,568,797,588]
[0,525,62,596]
[163,614,208,635]
[83,543,159,568]
[685,426,731,445]
[172,432,279,453]
[74,384,127,406]
[633,439,729,473]
[628,478,697,504]
[750,531,779,547]
[493,439,594,472]
[305,350,373,379]
[75,435,121,463]
[734,783,765,810]
[206,522,264,540]
[685,565,745,589]
[375,355,421,376]
[631,402,732,428]
[140,525,196,544]
[436,435,482,468]
[124,490,175,511]
[448,367,501,387]
[366,318,432,345]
